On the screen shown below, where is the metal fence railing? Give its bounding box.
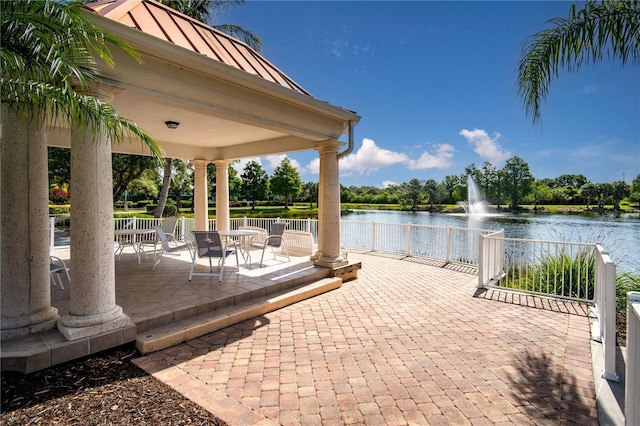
[340,221,496,267]
[478,234,619,383]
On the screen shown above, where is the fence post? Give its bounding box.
[49,217,56,251]
[407,223,412,255]
[477,234,485,288]
[371,222,376,252]
[445,226,452,263]
[601,252,619,381]
[243,216,248,227]
[626,292,640,425]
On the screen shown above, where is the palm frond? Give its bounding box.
[1,79,164,162]
[517,0,640,124]
[214,24,262,52]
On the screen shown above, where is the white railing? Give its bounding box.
[340,221,496,267]
[626,291,640,425]
[478,235,619,382]
[478,230,505,287]
[479,236,598,303]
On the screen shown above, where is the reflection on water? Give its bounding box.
[342,210,640,273]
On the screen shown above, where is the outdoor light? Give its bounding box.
[165,121,180,129]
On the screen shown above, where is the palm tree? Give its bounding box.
[518,0,640,124]
[1,0,162,156]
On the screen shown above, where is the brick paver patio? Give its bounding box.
[133,252,597,425]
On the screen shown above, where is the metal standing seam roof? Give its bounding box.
[85,0,311,96]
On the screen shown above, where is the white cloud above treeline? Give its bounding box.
[309,138,454,177]
[459,128,511,165]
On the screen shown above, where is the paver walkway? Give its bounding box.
[133,252,597,425]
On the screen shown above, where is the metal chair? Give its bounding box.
[152,225,193,270]
[50,256,70,290]
[189,231,238,281]
[139,217,180,259]
[249,222,290,267]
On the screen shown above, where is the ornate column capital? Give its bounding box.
[314,140,345,155]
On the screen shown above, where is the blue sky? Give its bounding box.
[224,1,639,188]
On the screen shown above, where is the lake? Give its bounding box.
[341,209,640,273]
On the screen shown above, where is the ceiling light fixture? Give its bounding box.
[165,121,180,129]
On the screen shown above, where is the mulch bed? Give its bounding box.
[1,345,226,425]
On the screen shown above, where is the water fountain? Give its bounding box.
[461,176,488,216]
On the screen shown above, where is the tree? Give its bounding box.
[501,156,534,209]
[156,158,174,218]
[610,180,630,210]
[518,0,640,124]
[1,0,161,156]
[301,182,319,208]
[112,154,157,204]
[403,178,424,209]
[240,161,268,207]
[424,179,439,209]
[630,174,640,206]
[48,147,71,189]
[580,183,599,209]
[270,157,302,209]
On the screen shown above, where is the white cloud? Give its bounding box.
[232,157,261,175]
[459,128,511,165]
[264,154,302,173]
[339,138,409,175]
[406,143,454,170]
[382,180,398,188]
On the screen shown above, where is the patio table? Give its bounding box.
[114,228,156,264]
[218,229,261,268]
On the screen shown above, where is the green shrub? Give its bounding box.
[49,205,71,215]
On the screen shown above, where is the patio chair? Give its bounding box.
[152,225,193,270]
[139,217,180,259]
[50,255,70,290]
[189,230,238,281]
[249,222,290,267]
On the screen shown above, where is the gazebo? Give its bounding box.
[1,0,359,365]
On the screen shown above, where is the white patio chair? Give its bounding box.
[189,230,238,281]
[152,225,193,270]
[249,222,290,267]
[50,256,70,290]
[139,217,180,259]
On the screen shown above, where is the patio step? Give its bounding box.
[135,277,342,354]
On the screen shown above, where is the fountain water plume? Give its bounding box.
[461,176,488,215]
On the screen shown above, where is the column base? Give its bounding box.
[58,305,131,341]
[0,307,59,340]
[314,256,348,268]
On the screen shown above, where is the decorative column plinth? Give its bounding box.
[58,305,130,340]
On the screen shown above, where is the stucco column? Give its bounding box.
[58,85,130,340]
[214,160,231,231]
[192,160,209,231]
[1,105,59,340]
[314,141,347,268]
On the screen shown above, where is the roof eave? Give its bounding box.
[81,8,360,127]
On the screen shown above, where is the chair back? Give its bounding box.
[161,217,178,235]
[154,226,172,250]
[193,231,226,258]
[267,222,288,247]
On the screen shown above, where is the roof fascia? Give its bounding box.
[82,10,360,126]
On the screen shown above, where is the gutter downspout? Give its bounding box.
[338,120,355,159]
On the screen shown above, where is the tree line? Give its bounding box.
[48,148,638,213]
